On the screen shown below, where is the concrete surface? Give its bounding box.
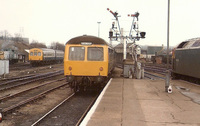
[85,78,200,126]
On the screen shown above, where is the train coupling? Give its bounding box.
[66,75,74,83]
[96,76,104,83]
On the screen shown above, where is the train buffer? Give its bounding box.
[80,78,200,125]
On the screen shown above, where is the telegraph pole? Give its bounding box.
[166,0,171,93]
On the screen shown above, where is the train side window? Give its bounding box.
[87,47,103,61]
[30,52,33,56]
[38,52,41,56]
[69,47,85,61]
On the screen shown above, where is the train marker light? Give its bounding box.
[0,109,2,123]
[99,67,103,71]
[69,66,72,71]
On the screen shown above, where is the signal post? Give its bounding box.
[107,8,145,79]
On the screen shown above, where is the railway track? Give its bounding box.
[0,74,36,81]
[144,65,170,75]
[116,63,168,79]
[144,64,169,80]
[0,70,64,91]
[31,91,99,126]
[31,78,110,126]
[0,70,68,121]
[144,71,165,80]
[2,63,64,80]
[9,62,32,71]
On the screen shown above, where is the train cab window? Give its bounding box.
[34,52,37,56]
[38,52,41,56]
[177,41,188,48]
[30,52,33,56]
[69,47,85,61]
[87,47,103,61]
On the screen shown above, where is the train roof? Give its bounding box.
[177,38,200,49]
[30,48,54,51]
[66,35,109,45]
[29,48,64,52]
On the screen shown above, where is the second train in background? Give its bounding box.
[29,48,64,66]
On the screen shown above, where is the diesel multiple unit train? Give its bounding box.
[29,48,64,66]
[64,35,115,92]
[172,38,200,82]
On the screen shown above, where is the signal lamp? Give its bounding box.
[140,32,146,38]
[109,31,113,38]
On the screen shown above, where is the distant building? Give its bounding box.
[0,37,29,62]
[146,46,164,62]
[114,43,167,63]
[147,46,163,55]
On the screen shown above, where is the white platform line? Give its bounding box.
[79,78,113,126]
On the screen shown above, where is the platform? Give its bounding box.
[80,78,200,126]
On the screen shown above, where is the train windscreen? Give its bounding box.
[34,52,37,56]
[38,52,41,56]
[87,47,104,61]
[69,46,85,61]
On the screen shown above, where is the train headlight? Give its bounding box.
[0,113,2,123]
[69,66,72,71]
[0,108,2,123]
[99,67,103,71]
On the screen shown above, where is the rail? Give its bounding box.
[1,82,68,116]
[31,93,75,126]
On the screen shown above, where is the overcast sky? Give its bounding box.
[1,0,200,46]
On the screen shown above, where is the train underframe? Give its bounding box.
[66,75,109,92]
[171,72,200,84]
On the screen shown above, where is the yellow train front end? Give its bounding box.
[29,48,43,65]
[64,44,109,83]
[64,35,114,92]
